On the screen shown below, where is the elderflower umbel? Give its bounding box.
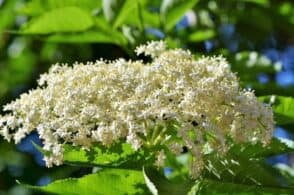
[0,41,274,177]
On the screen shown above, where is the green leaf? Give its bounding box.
[201,137,294,187]
[31,141,51,156]
[202,152,282,187]
[143,167,194,195]
[63,142,136,166]
[259,96,294,125]
[188,30,215,42]
[26,168,148,195]
[0,0,17,31]
[102,0,141,29]
[229,138,294,158]
[142,9,160,27]
[102,0,159,29]
[102,0,124,23]
[46,31,126,45]
[278,138,294,149]
[63,142,154,169]
[274,163,294,186]
[95,16,128,45]
[160,0,199,31]
[143,167,158,195]
[18,0,102,16]
[200,137,294,188]
[240,0,270,7]
[20,7,94,34]
[246,82,294,97]
[113,0,139,29]
[189,179,294,194]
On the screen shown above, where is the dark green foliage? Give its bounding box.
[189,179,294,194]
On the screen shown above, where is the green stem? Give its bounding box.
[153,126,168,145]
[151,124,160,144]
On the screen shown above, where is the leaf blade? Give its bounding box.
[63,142,136,167]
[189,179,294,194]
[143,167,194,195]
[188,30,215,42]
[46,31,126,45]
[26,168,148,195]
[259,96,294,125]
[20,7,94,34]
[160,0,199,31]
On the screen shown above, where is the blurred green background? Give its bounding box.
[0,0,294,194]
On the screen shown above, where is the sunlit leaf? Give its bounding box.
[259,96,294,125]
[274,163,294,186]
[47,31,125,45]
[143,167,194,195]
[188,30,215,42]
[160,0,199,31]
[0,0,17,31]
[239,0,269,7]
[102,0,144,30]
[113,0,139,29]
[63,142,135,166]
[102,0,124,23]
[26,168,148,195]
[18,0,101,16]
[202,152,282,187]
[62,142,154,169]
[20,7,94,34]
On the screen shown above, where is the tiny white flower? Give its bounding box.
[0,41,274,177]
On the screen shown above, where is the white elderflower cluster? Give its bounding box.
[0,41,274,177]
